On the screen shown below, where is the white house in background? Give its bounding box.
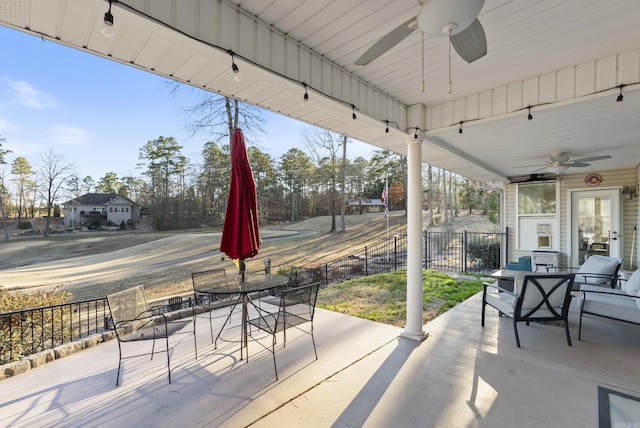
[62,193,140,229]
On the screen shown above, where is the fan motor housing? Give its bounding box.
[416,0,485,36]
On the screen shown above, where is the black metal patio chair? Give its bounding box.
[247,281,320,380]
[481,273,575,347]
[191,268,233,345]
[260,266,322,307]
[106,285,195,386]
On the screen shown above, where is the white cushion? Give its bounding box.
[485,288,516,316]
[520,275,570,317]
[621,269,640,296]
[513,271,527,294]
[576,256,620,285]
[577,284,640,323]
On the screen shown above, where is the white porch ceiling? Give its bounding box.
[1,0,639,183]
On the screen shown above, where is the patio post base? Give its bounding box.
[400,330,429,342]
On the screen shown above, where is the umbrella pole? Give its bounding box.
[239,259,246,282]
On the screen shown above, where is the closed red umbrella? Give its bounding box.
[220,128,260,280]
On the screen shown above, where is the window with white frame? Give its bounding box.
[518,182,556,214]
[516,181,559,250]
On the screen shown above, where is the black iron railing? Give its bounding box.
[0,298,109,364]
[424,230,505,273]
[323,235,407,284]
[321,229,507,285]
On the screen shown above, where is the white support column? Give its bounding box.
[401,136,428,342]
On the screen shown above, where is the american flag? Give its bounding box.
[381,182,389,218]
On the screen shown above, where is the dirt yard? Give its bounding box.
[0,211,496,302]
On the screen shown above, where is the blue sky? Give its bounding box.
[0,25,374,182]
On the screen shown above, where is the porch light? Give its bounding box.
[385,121,390,134]
[302,83,309,106]
[616,86,624,108]
[622,186,635,200]
[228,51,242,82]
[527,106,533,121]
[102,0,115,38]
[458,121,463,134]
[352,105,357,120]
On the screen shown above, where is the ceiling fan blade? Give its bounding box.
[568,155,612,163]
[355,18,418,66]
[450,18,487,63]
[567,162,591,168]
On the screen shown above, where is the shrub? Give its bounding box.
[120,220,126,229]
[16,221,32,229]
[0,289,71,314]
[0,289,73,364]
[466,240,501,270]
[350,263,364,274]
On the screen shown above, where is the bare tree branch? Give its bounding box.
[36,149,76,237]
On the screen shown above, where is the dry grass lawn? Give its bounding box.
[0,211,495,302]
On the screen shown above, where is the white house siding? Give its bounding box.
[505,183,520,265]
[106,204,131,225]
[63,206,106,228]
[559,168,638,269]
[505,167,639,269]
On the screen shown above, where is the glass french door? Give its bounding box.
[570,188,621,266]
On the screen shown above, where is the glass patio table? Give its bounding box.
[206,273,289,360]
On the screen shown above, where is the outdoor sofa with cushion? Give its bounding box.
[577,269,640,340]
[547,255,623,290]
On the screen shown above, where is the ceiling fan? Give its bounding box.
[514,152,613,174]
[355,0,487,66]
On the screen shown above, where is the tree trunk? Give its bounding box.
[436,169,441,215]
[340,135,347,232]
[442,169,448,225]
[0,195,9,241]
[401,155,408,217]
[428,165,434,226]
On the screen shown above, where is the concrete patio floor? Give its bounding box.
[1,292,640,427]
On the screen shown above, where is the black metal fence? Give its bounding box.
[0,297,109,364]
[320,229,507,285]
[424,230,505,273]
[322,234,407,284]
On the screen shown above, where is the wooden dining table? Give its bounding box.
[205,273,289,360]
